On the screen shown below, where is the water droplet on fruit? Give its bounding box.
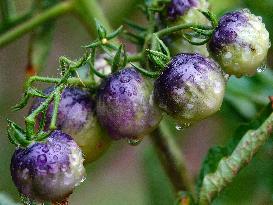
[176,123,191,130]
[127,137,143,146]
[120,76,131,83]
[53,144,61,152]
[42,145,49,153]
[37,154,47,164]
[175,125,182,130]
[257,64,266,73]
[119,86,125,94]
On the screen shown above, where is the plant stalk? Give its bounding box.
[0,1,73,47]
[150,126,195,194]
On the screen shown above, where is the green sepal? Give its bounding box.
[95,18,107,40]
[112,45,123,72]
[198,10,218,28]
[130,63,161,78]
[106,25,123,40]
[146,49,170,70]
[7,119,31,147]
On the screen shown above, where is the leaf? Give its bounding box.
[112,45,123,72]
[197,103,273,192]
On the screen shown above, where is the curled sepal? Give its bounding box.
[12,88,47,111]
[112,45,123,73]
[174,192,195,205]
[7,119,31,147]
[95,18,107,40]
[151,34,170,57]
[146,49,170,70]
[106,25,124,40]
[35,130,51,142]
[198,10,218,28]
[130,63,161,78]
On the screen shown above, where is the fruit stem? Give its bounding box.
[150,126,195,195]
[155,24,212,38]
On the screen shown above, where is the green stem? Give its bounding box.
[0,1,73,47]
[150,126,195,194]
[199,112,273,205]
[26,76,96,89]
[0,0,16,22]
[156,24,212,38]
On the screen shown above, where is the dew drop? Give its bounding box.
[37,154,47,164]
[176,125,183,130]
[120,76,131,83]
[127,137,143,146]
[42,145,49,153]
[257,64,266,73]
[119,86,125,94]
[53,144,61,152]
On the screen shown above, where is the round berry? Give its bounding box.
[30,87,111,164]
[154,53,226,125]
[10,130,85,203]
[162,0,210,56]
[209,9,270,77]
[96,67,162,140]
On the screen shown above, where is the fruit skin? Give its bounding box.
[209,9,270,77]
[30,87,111,164]
[10,130,85,203]
[162,0,210,57]
[96,67,162,140]
[154,53,226,124]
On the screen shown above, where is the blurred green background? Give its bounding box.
[0,0,272,204]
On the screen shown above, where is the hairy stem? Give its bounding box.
[156,24,212,38]
[199,112,273,205]
[150,126,195,194]
[0,1,73,47]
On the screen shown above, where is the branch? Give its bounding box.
[198,106,273,205]
[0,1,73,47]
[150,125,194,194]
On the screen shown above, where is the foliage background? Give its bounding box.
[0,0,272,204]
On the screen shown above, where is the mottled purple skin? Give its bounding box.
[30,87,92,132]
[30,87,111,163]
[154,53,225,123]
[96,68,162,140]
[10,130,85,202]
[167,0,198,20]
[209,10,248,53]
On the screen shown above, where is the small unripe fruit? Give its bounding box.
[10,130,85,203]
[209,9,270,77]
[162,0,210,56]
[96,68,162,140]
[154,53,226,124]
[30,87,111,164]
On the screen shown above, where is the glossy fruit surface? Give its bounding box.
[30,87,111,163]
[96,67,162,140]
[154,53,226,124]
[163,0,210,56]
[10,130,85,203]
[209,9,270,77]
